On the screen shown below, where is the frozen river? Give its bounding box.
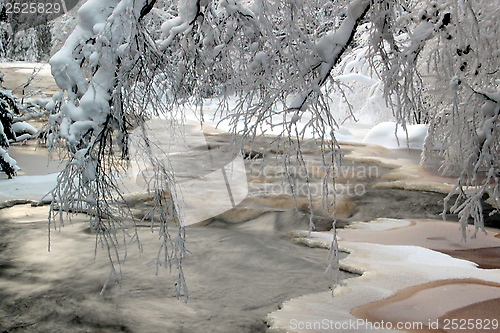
[0,204,353,332]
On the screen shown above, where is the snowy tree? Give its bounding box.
[0,88,19,179]
[0,69,47,178]
[47,0,499,295]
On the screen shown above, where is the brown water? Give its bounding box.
[0,204,353,333]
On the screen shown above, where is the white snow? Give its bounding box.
[362,122,428,149]
[179,100,428,150]
[11,122,37,136]
[0,147,20,174]
[160,0,200,49]
[250,51,269,72]
[0,173,58,201]
[315,0,370,65]
[450,76,461,90]
[49,0,119,98]
[410,21,434,43]
[345,218,412,232]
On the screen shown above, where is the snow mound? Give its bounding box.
[363,122,427,149]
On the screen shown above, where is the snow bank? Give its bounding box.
[268,219,500,332]
[362,122,427,149]
[0,144,64,203]
[0,173,58,202]
[179,99,428,150]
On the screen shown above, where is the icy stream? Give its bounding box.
[0,204,354,332]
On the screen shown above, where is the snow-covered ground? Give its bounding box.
[0,172,59,202]
[0,144,65,202]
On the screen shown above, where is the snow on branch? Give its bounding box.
[289,0,370,111]
[398,0,500,237]
[159,0,201,49]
